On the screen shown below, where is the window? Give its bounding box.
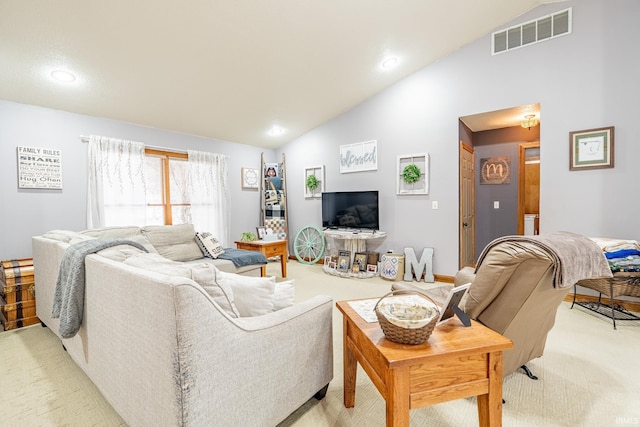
[144,149,191,225]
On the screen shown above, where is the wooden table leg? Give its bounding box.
[386,366,410,427]
[280,253,287,277]
[260,265,266,277]
[343,318,357,408]
[477,351,504,427]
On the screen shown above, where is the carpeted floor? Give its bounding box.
[1,260,639,426]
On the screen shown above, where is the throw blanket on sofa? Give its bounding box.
[218,248,268,267]
[476,231,613,289]
[52,239,147,338]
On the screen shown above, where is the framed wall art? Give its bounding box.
[569,126,614,170]
[304,165,325,199]
[17,146,63,189]
[397,153,429,195]
[339,140,377,173]
[241,167,259,189]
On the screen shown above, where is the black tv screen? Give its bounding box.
[322,191,379,230]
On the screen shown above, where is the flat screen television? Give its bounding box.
[322,191,379,231]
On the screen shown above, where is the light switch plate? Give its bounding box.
[494,201,500,209]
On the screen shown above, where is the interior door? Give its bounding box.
[517,142,540,235]
[459,142,475,268]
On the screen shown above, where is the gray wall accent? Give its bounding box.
[0,100,272,259]
[279,0,640,275]
[474,141,520,257]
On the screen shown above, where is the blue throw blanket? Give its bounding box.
[52,239,147,338]
[218,248,268,267]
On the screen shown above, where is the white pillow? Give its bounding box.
[215,271,276,317]
[195,232,225,259]
[123,253,239,317]
[273,280,296,311]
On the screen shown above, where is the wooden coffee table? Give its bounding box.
[336,300,513,427]
[234,239,288,277]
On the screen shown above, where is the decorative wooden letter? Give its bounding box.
[403,247,434,283]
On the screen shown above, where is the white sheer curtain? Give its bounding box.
[87,135,147,228]
[187,150,230,245]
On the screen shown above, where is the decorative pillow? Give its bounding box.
[195,231,225,259]
[123,253,239,317]
[215,270,276,317]
[273,279,296,311]
[141,224,203,262]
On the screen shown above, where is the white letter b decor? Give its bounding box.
[403,247,434,283]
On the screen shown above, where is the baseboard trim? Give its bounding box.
[565,293,640,313]
[434,274,454,283]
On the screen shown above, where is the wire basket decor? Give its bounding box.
[374,289,440,345]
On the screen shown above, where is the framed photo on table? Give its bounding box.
[353,253,368,272]
[569,126,614,171]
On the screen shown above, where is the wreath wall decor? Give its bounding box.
[305,174,319,190]
[402,164,422,184]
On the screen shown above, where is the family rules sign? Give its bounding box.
[17,146,63,189]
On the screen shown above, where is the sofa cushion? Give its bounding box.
[195,231,225,259]
[42,229,95,244]
[141,224,203,262]
[81,226,143,239]
[123,253,239,317]
[215,271,276,316]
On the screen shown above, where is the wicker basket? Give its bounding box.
[576,272,640,298]
[374,289,439,345]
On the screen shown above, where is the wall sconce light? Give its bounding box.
[520,114,539,130]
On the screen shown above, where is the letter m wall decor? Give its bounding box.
[340,140,377,173]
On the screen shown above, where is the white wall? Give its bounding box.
[280,0,640,276]
[0,101,271,260]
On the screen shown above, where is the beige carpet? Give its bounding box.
[1,260,639,427]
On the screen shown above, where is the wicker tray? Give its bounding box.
[374,290,439,345]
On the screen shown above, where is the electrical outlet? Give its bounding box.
[494,201,500,209]
[432,201,439,209]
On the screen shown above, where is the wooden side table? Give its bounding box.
[235,240,288,278]
[336,300,513,427]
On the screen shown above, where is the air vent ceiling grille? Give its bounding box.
[492,8,571,54]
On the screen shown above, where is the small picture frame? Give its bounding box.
[241,167,259,189]
[337,254,350,271]
[328,261,337,269]
[354,252,368,272]
[437,283,472,325]
[366,264,377,273]
[351,265,360,273]
[569,126,614,171]
[256,226,266,239]
[323,256,331,265]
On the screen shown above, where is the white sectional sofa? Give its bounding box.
[32,224,334,426]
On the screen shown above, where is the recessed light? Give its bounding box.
[51,69,77,82]
[381,56,399,70]
[269,126,284,136]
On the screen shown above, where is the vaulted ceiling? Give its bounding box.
[0,1,555,148]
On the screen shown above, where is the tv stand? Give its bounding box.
[323,229,387,275]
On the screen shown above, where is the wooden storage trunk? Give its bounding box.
[1,258,39,331]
